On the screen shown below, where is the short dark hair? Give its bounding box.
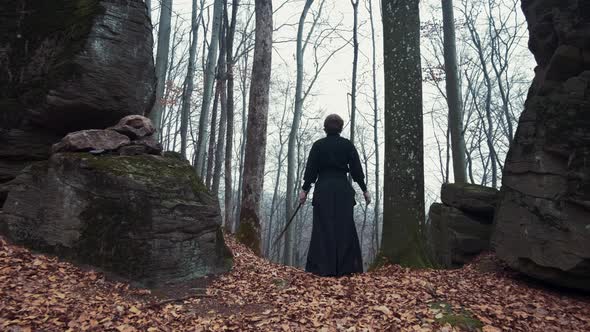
[324,114,343,134]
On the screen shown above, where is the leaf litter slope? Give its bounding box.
[1,235,589,331]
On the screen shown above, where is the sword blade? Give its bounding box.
[272,202,303,247]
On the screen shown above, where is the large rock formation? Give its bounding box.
[493,0,590,291]
[0,0,155,132]
[0,153,232,287]
[428,184,499,268]
[0,1,232,288]
[0,0,156,184]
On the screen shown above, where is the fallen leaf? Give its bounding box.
[373,305,392,316]
[116,324,137,332]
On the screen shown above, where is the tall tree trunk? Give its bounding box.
[195,0,224,177]
[196,12,210,174]
[366,0,380,256]
[380,0,430,268]
[441,0,467,183]
[234,51,250,231]
[149,0,173,139]
[236,0,273,254]
[206,84,221,189]
[213,11,228,196]
[160,22,180,150]
[224,0,239,228]
[284,0,314,266]
[478,55,498,189]
[350,0,359,146]
[180,0,203,158]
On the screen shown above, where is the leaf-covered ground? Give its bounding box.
[1,235,589,331]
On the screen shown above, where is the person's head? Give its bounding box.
[323,114,344,135]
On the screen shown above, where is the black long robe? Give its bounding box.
[302,133,367,277]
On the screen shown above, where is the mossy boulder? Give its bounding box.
[0,0,155,133]
[0,153,232,287]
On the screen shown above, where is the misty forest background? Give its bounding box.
[145,0,532,269]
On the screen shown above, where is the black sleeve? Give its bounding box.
[349,143,367,192]
[302,142,320,192]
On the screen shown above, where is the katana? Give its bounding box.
[272,201,303,247]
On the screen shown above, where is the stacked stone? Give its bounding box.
[0,0,156,185]
[52,115,163,156]
[427,183,499,268]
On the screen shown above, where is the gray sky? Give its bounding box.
[154,0,534,203]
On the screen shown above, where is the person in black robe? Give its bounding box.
[299,114,371,277]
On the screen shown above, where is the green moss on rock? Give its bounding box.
[1,152,233,286]
[65,153,208,196]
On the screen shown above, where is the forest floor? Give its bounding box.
[1,235,589,332]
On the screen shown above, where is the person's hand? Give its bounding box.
[363,191,371,205]
[299,190,308,204]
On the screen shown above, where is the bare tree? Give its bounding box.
[206,81,221,188]
[213,8,228,196]
[421,0,529,190]
[236,0,273,254]
[349,0,359,146]
[179,0,204,158]
[234,47,250,230]
[381,0,430,267]
[195,0,225,177]
[265,83,291,258]
[224,0,240,227]
[366,0,381,257]
[159,17,190,152]
[284,0,315,265]
[441,0,467,183]
[233,7,256,230]
[150,0,173,138]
